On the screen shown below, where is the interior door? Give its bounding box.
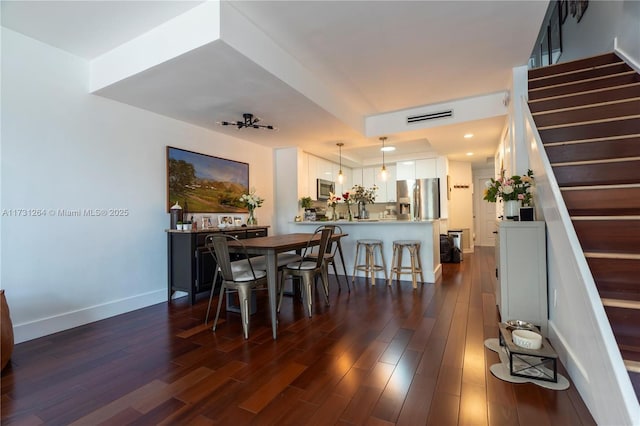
[476,177,497,246]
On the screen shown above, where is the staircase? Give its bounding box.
[528,52,640,401]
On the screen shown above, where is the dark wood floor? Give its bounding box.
[1,247,595,425]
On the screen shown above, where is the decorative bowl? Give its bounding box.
[511,329,542,350]
[505,319,537,331]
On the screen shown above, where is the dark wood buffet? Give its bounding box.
[166,226,269,304]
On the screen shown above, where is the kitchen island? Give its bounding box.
[289,220,441,284]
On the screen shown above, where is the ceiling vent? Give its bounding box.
[407,109,453,124]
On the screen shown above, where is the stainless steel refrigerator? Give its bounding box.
[396,178,440,220]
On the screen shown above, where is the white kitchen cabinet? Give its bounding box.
[362,167,376,190]
[332,163,350,195]
[396,161,415,180]
[384,164,397,202]
[415,158,437,179]
[495,221,548,335]
[306,154,318,199]
[318,157,334,182]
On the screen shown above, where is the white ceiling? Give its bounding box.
[1,0,549,168]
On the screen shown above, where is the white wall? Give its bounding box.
[559,0,638,63]
[1,28,274,343]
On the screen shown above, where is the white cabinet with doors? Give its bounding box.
[351,165,396,202]
[495,221,547,335]
[415,158,437,179]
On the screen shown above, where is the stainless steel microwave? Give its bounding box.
[317,179,335,200]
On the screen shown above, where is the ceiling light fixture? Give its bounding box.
[217,113,276,130]
[380,136,388,181]
[464,133,474,139]
[380,145,396,152]
[337,142,344,184]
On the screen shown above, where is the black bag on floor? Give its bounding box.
[440,234,453,263]
[451,247,462,263]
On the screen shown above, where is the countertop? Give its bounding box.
[293,219,437,225]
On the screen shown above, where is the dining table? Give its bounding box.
[227,232,348,339]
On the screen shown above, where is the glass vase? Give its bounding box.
[347,205,353,221]
[247,208,257,225]
[331,205,337,221]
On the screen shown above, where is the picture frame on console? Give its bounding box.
[218,216,234,226]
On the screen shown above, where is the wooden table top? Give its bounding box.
[228,232,347,252]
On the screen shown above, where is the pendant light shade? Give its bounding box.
[380,137,388,181]
[337,142,344,184]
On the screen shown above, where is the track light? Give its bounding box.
[217,113,276,130]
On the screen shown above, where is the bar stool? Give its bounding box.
[388,240,424,289]
[352,239,388,285]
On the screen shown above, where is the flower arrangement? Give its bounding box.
[483,169,534,205]
[342,191,353,221]
[239,189,264,225]
[327,192,341,220]
[239,189,264,209]
[351,184,378,204]
[326,192,341,208]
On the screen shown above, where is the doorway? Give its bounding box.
[475,176,497,246]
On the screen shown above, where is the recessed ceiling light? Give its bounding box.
[402,161,414,165]
[466,152,474,156]
[464,133,474,139]
[380,146,396,152]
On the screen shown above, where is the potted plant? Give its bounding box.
[176,221,183,231]
[300,196,313,210]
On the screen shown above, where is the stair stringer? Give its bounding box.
[523,98,640,425]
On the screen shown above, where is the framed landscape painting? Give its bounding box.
[167,147,249,213]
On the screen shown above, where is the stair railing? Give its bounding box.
[522,97,640,424]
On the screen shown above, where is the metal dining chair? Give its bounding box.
[278,227,333,317]
[304,225,350,292]
[205,234,267,339]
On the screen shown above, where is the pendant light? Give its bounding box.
[337,142,344,184]
[380,137,388,181]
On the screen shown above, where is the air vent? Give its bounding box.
[407,110,453,124]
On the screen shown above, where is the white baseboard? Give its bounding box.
[13,290,167,344]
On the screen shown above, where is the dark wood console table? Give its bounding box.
[166,226,269,304]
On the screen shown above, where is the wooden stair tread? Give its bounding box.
[553,156,640,167]
[528,63,633,90]
[528,73,640,101]
[599,290,640,304]
[625,359,640,372]
[539,117,640,144]
[605,305,640,338]
[546,136,640,163]
[528,52,621,80]
[532,99,640,128]
[529,83,640,113]
[573,219,640,254]
[554,159,640,187]
[561,185,640,217]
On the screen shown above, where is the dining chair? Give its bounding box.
[205,247,302,326]
[205,234,267,339]
[304,225,350,292]
[278,227,333,317]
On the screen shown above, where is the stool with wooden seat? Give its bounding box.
[352,239,388,285]
[388,240,424,289]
